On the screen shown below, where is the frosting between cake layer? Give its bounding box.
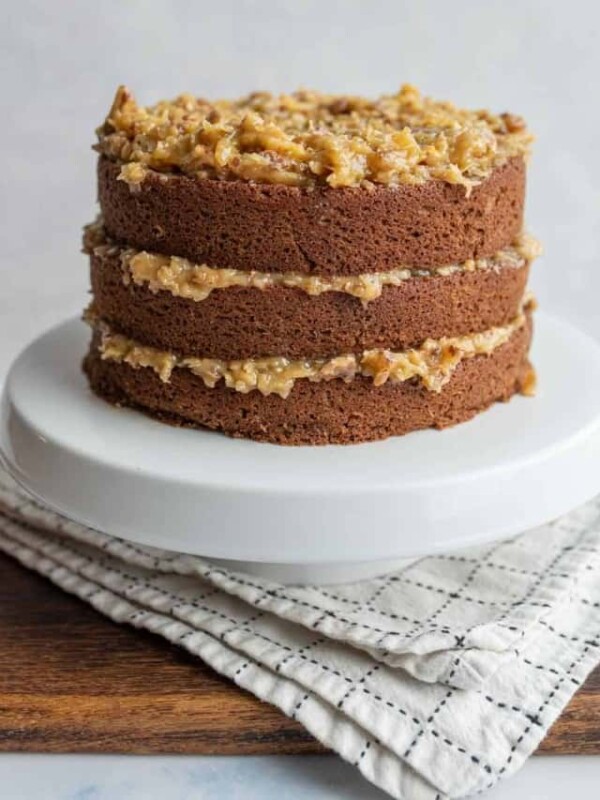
[83,223,541,305]
[88,298,533,399]
[96,85,532,191]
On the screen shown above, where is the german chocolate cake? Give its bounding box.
[83,84,538,445]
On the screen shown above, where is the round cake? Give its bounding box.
[83,84,539,445]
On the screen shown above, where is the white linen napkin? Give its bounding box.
[0,466,598,799]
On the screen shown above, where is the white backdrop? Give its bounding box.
[1,0,599,379]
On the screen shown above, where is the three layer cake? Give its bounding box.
[83,85,538,445]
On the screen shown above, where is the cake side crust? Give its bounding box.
[98,155,525,275]
[90,243,531,359]
[83,315,533,446]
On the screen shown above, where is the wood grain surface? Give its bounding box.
[0,554,598,755]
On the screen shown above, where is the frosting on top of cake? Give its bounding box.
[96,85,532,191]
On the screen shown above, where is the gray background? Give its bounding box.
[1,0,599,379]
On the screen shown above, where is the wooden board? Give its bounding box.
[1,554,598,755]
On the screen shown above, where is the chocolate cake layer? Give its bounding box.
[83,315,532,446]
[90,241,530,360]
[98,155,525,276]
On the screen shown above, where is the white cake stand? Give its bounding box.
[2,313,600,584]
